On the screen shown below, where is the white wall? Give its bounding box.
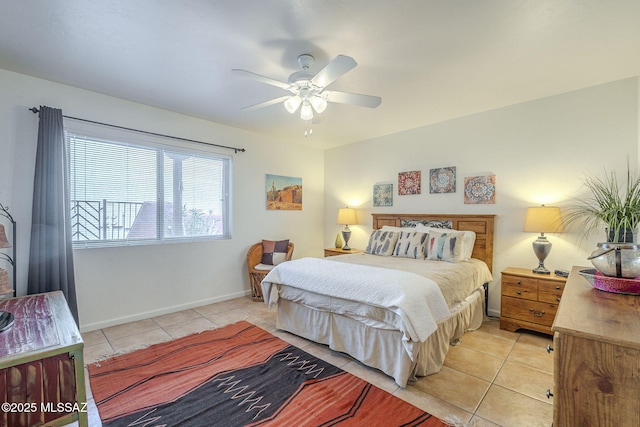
[324,77,640,316]
[0,68,325,331]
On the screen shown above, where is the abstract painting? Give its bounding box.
[429,166,456,193]
[398,171,421,195]
[464,175,496,204]
[265,174,302,210]
[373,183,393,206]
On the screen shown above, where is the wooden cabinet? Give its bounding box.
[551,266,640,427]
[324,247,363,257]
[500,267,566,335]
[0,291,87,427]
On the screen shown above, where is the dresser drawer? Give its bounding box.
[501,296,558,327]
[501,274,538,301]
[539,281,564,304]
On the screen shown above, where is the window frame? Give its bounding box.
[64,120,233,249]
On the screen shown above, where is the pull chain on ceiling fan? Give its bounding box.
[232,54,381,125]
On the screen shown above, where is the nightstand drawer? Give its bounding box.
[501,274,538,300]
[538,281,564,304]
[501,296,558,327]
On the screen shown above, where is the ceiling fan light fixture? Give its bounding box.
[310,95,327,114]
[283,96,301,113]
[300,101,314,121]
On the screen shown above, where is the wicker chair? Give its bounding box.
[246,241,294,301]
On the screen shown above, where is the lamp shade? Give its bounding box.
[336,208,357,225]
[523,206,564,233]
[284,96,302,113]
[0,224,10,249]
[0,268,10,295]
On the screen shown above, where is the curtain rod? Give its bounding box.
[29,107,246,154]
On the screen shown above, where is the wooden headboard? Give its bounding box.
[371,213,495,273]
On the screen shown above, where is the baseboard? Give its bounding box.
[80,290,251,332]
[486,308,500,319]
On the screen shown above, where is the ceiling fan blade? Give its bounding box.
[232,69,290,90]
[324,91,382,108]
[241,96,291,111]
[311,55,357,88]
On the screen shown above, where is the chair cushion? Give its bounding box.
[261,239,289,265]
[254,263,275,271]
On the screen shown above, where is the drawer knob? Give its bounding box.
[529,309,545,317]
[516,290,522,295]
[556,286,561,290]
[547,345,553,353]
[546,389,553,399]
[516,280,522,285]
[556,297,561,302]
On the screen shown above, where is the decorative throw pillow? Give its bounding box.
[261,239,289,265]
[365,230,399,256]
[417,225,476,261]
[393,231,429,259]
[401,219,452,229]
[426,230,465,262]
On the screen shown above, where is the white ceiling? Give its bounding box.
[1,1,639,149]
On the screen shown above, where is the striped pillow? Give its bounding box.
[365,230,398,256]
[426,230,465,262]
[393,231,428,259]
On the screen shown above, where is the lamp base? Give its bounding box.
[531,234,552,275]
[532,265,551,275]
[341,228,352,251]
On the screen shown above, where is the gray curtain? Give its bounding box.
[28,106,78,324]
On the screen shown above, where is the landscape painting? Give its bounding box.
[265,174,302,210]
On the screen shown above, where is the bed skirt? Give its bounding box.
[275,287,485,387]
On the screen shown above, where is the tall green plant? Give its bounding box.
[563,166,640,242]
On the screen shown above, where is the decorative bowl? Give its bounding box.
[578,269,640,295]
[588,242,640,278]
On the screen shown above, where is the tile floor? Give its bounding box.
[77,297,554,427]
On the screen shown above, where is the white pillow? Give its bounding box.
[426,229,466,262]
[365,230,399,256]
[381,225,416,232]
[393,230,429,259]
[416,225,476,261]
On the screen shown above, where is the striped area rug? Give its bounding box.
[88,321,447,426]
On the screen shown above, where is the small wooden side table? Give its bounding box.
[324,247,363,257]
[0,291,87,427]
[500,267,566,335]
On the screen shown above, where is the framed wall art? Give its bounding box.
[398,171,421,195]
[429,166,456,194]
[265,174,302,210]
[464,175,496,204]
[373,183,393,207]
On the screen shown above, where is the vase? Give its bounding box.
[334,233,343,248]
[588,242,640,278]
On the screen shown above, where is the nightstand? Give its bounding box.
[500,267,566,335]
[324,247,363,257]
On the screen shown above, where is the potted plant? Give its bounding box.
[563,166,640,243]
[564,166,640,278]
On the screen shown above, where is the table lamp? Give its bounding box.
[336,207,357,250]
[523,205,563,274]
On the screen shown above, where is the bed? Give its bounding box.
[261,213,495,387]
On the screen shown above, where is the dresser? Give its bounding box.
[500,267,566,335]
[0,291,87,427]
[551,266,640,427]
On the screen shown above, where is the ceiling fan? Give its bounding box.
[232,54,381,122]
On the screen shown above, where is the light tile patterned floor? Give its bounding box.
[76,297,554,427]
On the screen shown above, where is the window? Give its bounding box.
[65,123,232,248]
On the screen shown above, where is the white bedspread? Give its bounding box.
[262,257,450,346]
